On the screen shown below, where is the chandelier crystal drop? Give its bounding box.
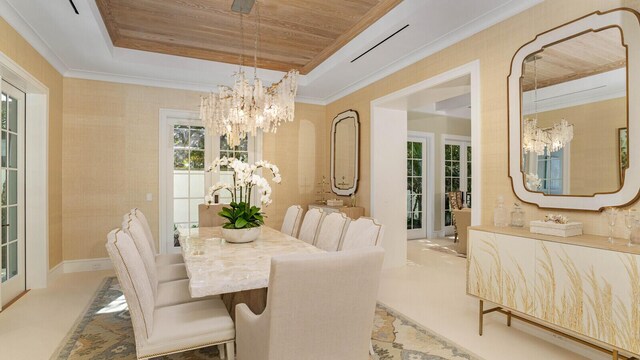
[200,1,299,148]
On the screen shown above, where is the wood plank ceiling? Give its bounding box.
[96,0,402,75]
[522,27,626,91]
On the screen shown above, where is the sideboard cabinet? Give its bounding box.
[467,226,640,359]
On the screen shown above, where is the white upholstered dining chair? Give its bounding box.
[130,208,184,265]
[314,212,350,252]
[106,230,235,360]
[280,205,303,237]
[122,215,220,308]
[339,217,385,251]
[297,207,324,245]
[122,215,188,283]
[236,247,385,360]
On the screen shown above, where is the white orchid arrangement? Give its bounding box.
[205,157,282,229]
[525,172,542,191]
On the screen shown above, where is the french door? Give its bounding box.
[407,137,427,239]
[443,137,471,235]
[159,110,257,254]
[0,81,25,307]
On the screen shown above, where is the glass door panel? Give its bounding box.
[443,139,471,235]
[407,138,427,239]
[172,125,206,249]
[0,81,25,308]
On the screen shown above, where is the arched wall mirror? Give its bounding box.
[508,8,640,211]
[331,110,359,196]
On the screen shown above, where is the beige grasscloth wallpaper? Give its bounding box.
[63,78,325,260]
[536,97,626,195]
[0,18,63,270]
[325,0,640,239]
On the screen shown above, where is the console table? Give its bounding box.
[467,225,640,360]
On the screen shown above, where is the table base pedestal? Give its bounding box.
[221,288,268,321]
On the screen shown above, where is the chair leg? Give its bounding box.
[370,340,378,360]
[225,341,235,360]
[218,344,226,359]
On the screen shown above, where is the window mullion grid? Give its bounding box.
[460,144,467,196]
[2,122,7,281]
[187,127,192,228]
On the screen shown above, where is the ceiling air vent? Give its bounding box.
[351,24,409,63]
[68,0,79,14]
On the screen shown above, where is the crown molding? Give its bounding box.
[322,0,542,105]
[0,0,68,75]
[65,69,327,105]
[65,68,219,93]
[292,96,327,106]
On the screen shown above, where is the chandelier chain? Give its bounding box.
[254,1,260,78]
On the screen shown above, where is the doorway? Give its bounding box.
[370,61,481,267]
[407,132,434,239]
[0,80,25,307]
[159,110,260,254]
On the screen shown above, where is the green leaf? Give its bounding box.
[222,223,235,229]
[219,209,233,218]
[235,218,248,228]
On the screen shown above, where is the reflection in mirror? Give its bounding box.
[331,110,359,196]
[521,27,627,196]
[334,117,356,189]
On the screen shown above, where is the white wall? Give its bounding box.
[371,107,407,268]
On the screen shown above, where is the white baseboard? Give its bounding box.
[63,258,113,273]
[47,261,64,283]
[431,230,446,238]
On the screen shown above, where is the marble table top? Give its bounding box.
[179,226,324,297]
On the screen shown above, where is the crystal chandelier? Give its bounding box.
[200,1,299,148]
[523,118,574,155]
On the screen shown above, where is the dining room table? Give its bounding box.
[178,225,324,318]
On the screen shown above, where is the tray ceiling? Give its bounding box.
[96,0,402,74]
[522,27,626,91]
[0,0,542,102]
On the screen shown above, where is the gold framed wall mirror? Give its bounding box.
[331,110,360,196]
[508,8,640,211]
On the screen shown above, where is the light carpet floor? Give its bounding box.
[51,277,481,360]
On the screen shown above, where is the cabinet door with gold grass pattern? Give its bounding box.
[535,241,640,354]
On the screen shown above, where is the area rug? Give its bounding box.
[414,239,467,258]
[51,277,481,360]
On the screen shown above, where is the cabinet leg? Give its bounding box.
[479,300,484,336]
[612,350,618,360]
[507,311,512,327]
